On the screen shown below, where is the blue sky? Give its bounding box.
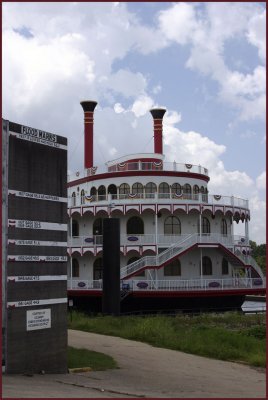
[2,2,266,243]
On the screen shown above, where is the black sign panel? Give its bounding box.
[3,120,68,373]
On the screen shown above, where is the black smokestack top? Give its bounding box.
[150,108,166,120]
[80,100,98,113]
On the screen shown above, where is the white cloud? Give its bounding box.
[131,95,154,117]
[158,2,198,45]
[105,69,147,98]
[114,103,125,114]
[256,171,266,190]
[247,9,266,62]
[158,2,266,121]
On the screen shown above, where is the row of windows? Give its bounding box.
[71,256,229,278]
[72,216,228,236]
[71,182,208,205]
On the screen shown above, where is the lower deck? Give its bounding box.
[68,282,265,314]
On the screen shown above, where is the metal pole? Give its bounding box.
[70,216,73,288]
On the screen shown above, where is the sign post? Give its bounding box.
[2,120,68,374]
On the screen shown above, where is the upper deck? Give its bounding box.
[68,153,209,185]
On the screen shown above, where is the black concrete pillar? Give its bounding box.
[102,218,120,315]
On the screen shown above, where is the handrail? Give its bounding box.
[68,233,249,248]
[69,192,249,209]
[120,234,196,279]
[120,233,264,280]
[67,277,266,291]
[68,160,209,182]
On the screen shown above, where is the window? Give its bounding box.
[127,216,144,234]
[108,184,117,197]
[222,258,229,275]
[72,220,79,237]
[201,256,212,275]
[71,192,76,207]
[193,185,199,194]
[128,257,145,277]
[90,187,97,200]
[93,218,103,235]
[159,182,170,198]
[164,259,181,276]
[221,219,227,236]
[119,183,130,197]
[145,182,157,198]
[93,258,103,280]
[81,189,85,205]
[198,217,210,235]
[98,185,106,200]
[132,182,143,196]
[164,216,181,235]
[72,259,79,277]
[171,183,181,195]
[183,184,191,195]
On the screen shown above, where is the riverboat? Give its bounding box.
[67,101,265,313]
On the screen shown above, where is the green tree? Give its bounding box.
[250,241,266,276]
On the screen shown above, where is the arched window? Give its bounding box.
[193,185,199,194]
[198,217,210,235]
[132,182,143,197]
[159,182,170,199]
[200,186,205,193]
[128,257,145,277]
[183,184,192,197]
[108,184,117,198]
[222,258,229,275]
[98,185,106,200]
[164,216,181,235]
[171,183,181,195]
[164,259,181,276]
[119,183,130,198]
[93,218,103,235]
[127,216,144,234]
[145,182,157,198]
[72,220,79,237]
[81,189,85,205]
[221,219,227,236]
[93,258,103,280]
[201,256,212,275]
[72,258,79,277]
[71,192,76,207]
[90,187,97,201]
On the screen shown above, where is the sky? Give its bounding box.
[2,1,266,244]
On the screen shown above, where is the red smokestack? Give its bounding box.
[150,108,166,154]
[80,100,97,169]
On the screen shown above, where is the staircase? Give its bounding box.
[120,233,264,280]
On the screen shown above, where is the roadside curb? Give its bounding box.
[68,367,92,373]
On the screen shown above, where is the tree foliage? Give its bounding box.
[250,241,266,276]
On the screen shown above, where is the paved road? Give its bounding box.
[2,329,266,398]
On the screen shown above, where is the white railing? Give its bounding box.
[120,234,195,278]
[234,251,265,279]
[68,234,246,248]
[68,160,209,182]
[67,277,265,291]
[120,233,263,280]
[69,192,249,209]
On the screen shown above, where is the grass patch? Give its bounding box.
[67,346,118,370]
[68,311,266,368]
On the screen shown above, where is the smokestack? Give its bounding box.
[150,108,166,154]
[80,100,98,169]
